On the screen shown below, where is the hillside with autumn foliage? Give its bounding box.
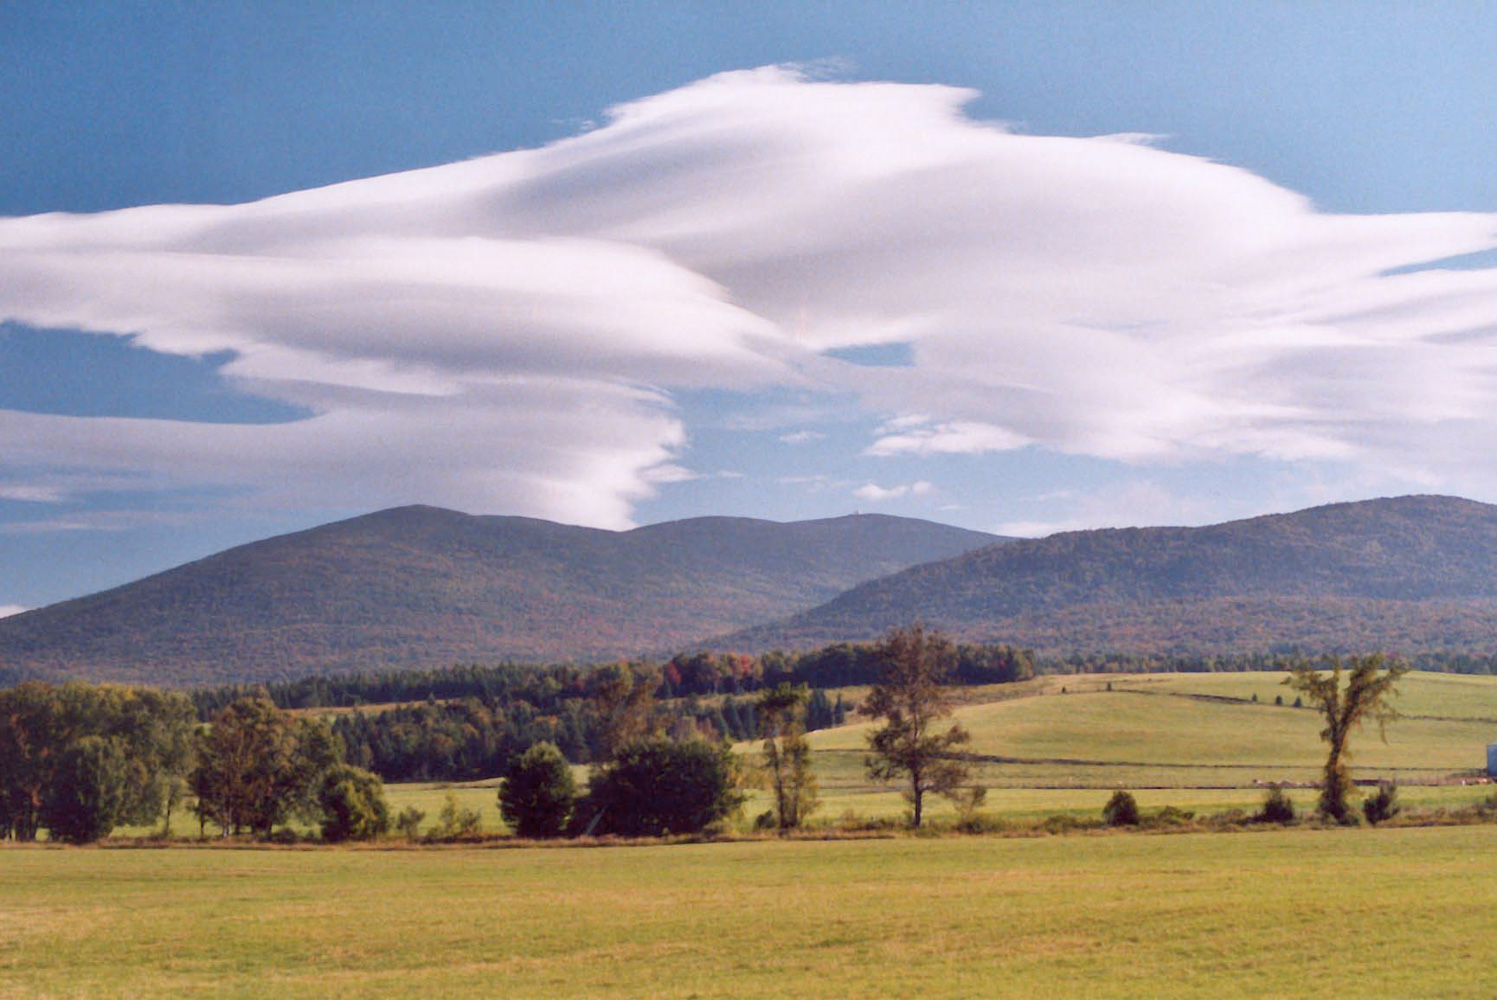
[723,496,1497,657]
[0,506,1001,686]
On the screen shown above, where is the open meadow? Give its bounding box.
[5,826,1497,999]
[11,670,1497,997]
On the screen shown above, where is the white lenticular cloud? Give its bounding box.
[2,65,1496,525]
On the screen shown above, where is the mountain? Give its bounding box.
[721,495,1497,657]
[0,506,1002,686]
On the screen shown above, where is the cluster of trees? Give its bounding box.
[191,693,389,841]
[495,663,746,838]
[329,674,847,784]
[660,641,1033,697]
[0,683,389,844]
[0,683,195,843]
[491,624,993,839]
[191,641,1031,715]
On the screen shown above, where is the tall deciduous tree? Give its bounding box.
[1285,654,1407,824]
[42,735,135,844]
[756,683,817,832]
[192,694,342,838]
[864,624,973,828]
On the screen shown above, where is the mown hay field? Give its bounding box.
[5,826,1497,999]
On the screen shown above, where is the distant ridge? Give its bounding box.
[720,495,1497,657]
[0,506,1002,686]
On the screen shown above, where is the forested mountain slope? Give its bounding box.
[0,506,1001,685]
[722,495,1497,656]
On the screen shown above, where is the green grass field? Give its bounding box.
[19,670,1497,997]
[133,671,1497,835]
[6,826,1497,998]
[777,670,1497,825]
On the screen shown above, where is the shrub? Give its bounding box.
[499,742,576,839]
[1040,813,1092,834]
[1362,781,1401,825]
[576,736,743,837]
[395,805,426,841]
[318,765,391,842]
[948,785,987,830]
[1206,808,1249,828]
[1103,790,1140,827]
[1150,805,1194,827]
[957,813,1009,834]
[431,792,482,840]
[1255,783,1296,824]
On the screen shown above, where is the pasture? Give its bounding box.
[17,670,1497,997]
[5,826,1497,998]
[792,669,1497,825]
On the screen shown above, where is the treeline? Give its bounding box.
[186,640,1021,785]
[0,683,195,842]
[332,686,848,782]
[0,670,839,843]
[191,641,1036,715]
[1041,650,1497,675]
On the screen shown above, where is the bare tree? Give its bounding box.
[864,624,974,827]
[1284,654,1406,824]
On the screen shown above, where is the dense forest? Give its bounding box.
[186,642,1031,782]
[189,642,1034,714]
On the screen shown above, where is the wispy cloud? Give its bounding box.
[853,480,935,502]
[0,605,29,618]
[996,480,1248,537]
[0,485,67,503]
[1,66,1495,529]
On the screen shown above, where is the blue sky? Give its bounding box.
[1,1,1495,612]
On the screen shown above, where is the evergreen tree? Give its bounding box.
[499,741,577,838]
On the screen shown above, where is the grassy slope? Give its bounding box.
[6,829,1497,999]
[786,670,1497,824]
